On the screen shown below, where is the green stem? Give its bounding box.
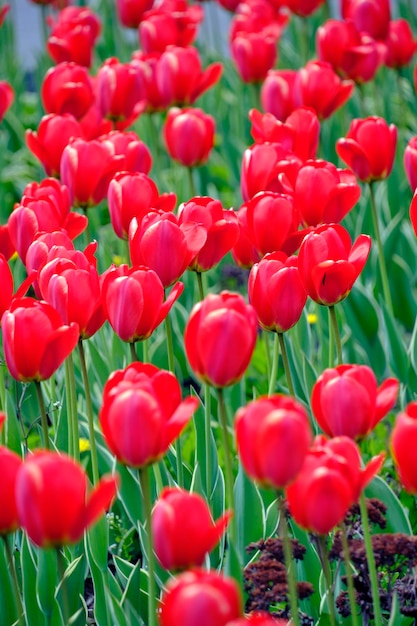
[216,388,236,543]
[130,342,137,363]
[196,271,205,301]
[278,497,300,626]
[264,331,272,385]
[78,341,99,485]
[164,313,183,487]
[369,182,393,316]
[65,355,79,462]
[35,381,49,450]
[138,466,157,626]
[204,383,212,497]
[142,339,149,364]
[188,166,196,197]
[316,535,337,626]
[268,333,279,397]
[359,493,382,626]
[56,548,70,626]
[0,348,5,413]
[328,306,343,366]
[3,536,23,626]
[340,523,359,626]
[278,333,295,396]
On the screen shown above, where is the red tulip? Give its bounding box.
[231,204,262,269]
[286,435,384,534]
[16,451,118,547]
[25,230,75,297]
[41,62,94,120]
[390,403,417,493]
[261,70,297,121]
[152,487,231,570]
[298,223,371,306]
[108,171,176,240]
[156,46,222,107]
[139,0,203,53]
[311,364,399,440]
[227,613,289,626]
[129,210,207,287]
[102,130,152,175]
[240,143,302,201]
[404,136,417,192]
[294,60,355,120]
[184,292,258,388]
[2,298,79,382]
[163,107,215,167]
[159,569,243,626]
[293,159,361,227]
[0,223,14,261]
[341,0,390,41]
[384,19,417,69]
[116,0,154,28]
[235,394,312,489]
[317,19,381,84]
[336,116,397,182]
[102,264,183,343]
[0,443,22,535]
[96,58,145,130]
[284,0,326,17]
[410,189,417,238]
[99,362,199,467]
[8,177,87,264]
[248,252,307,333]
[0,80,13,122]
[177,196,239,272]
[0,253,36,320]
[47,7,102,68]
[231,32,278,84]
[26,113,85,177]
[130,51,171,112]
[0,5,10,27]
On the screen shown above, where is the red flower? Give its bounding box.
[261,69,297,122]
[41,62,94,120]
[235,395,312,489]
[231,31,278,84]
[294,60,355,120]
[26,113,85,178]
[404,136,417,192]
[102,264,183,343]
[177,196,239,272]
[96,58,145,130]
[108,171,176,240]
[240,143,302,201]
[184,292,258,388]
[152,487,231,570]
[159,570,243,626]
[102,130,152,175]
[2,297,79,382]
[0,253,35,320]
[390,403,417,494]
[248,252,307,333]
[285,0,326,17]
[410,189,417,238]
[312,364,399,440]
[0,415,22,536]
[16,451,118,547]
[163,107,215,167]
[336,116,397,182]
[286,436,384,534]
[99,362,199,467]
[341,0,390,41]
[139,0,203,53]
[293,159,361,227]
[0,80,13,122]
[47,7,102,68]
[129,210,207,287]
[298,223,371,306]
[116,0,154,28]
[384,19,417,69]
[231,204,262,269]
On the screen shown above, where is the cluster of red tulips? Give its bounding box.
[1,0,417,625]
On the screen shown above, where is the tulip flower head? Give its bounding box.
[16,450,118,547]
[163,107,215,168]
[41,62,94,120]
[294,60,354,120]
[0,80,13,122]
[404,136,417,193]
[152,487,232,570]
[391,402,417,494]
[0,415,22,536]
[116,0,153,28]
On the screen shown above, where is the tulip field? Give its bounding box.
[2,0,417,624]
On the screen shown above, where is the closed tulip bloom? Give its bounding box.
[116,0,154,28]
[16,451,118,547]
[0,223,14,261]
[99,362,199,467]
[163,107,215,167]
[384,19,417,69]
[102,264,183,342]
[391,403,417,493]
[159,569,243,626]
[261,69,297,122]
[102,130,152,175]
[231,32,278,84]
[231,204,262,270]
[177,196,239,272]
[294,60,354,120]
[404,136,417,192]
[41,62,94,120]
[286,435,384,534]
[96,58,145,129]
[0,443,22,535]
[248,252,307,333]
[410,190,417,238]
[0,80,13,122]
[26,113,84,178]
[184,292,258,388]
[108,171,176,240]
[341,0,390,41]
[152,487,231,570]
[336,116,397,182]
[139,1,203,53]
[47,6,102,68]
[235,395,312,489]
[25,230,75,298]
[293,160,361,227]
[298,223,371,306]
[285,0,326,16]
[0,253,35,319]
[129,210,207,287]
[2,297,79,382]
[312,364,399,440]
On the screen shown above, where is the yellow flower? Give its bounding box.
[79,438,90,453]
[307,313,318,324]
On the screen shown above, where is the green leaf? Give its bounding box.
[36,548,58,620]
[116,464,143,528]
[20,535,45,626]
[381,304,409,383]
[365,476,412,535]
[224,536,244,593]
[0,539,19,626]
[233,462,264,565]
[87,516,110,573]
